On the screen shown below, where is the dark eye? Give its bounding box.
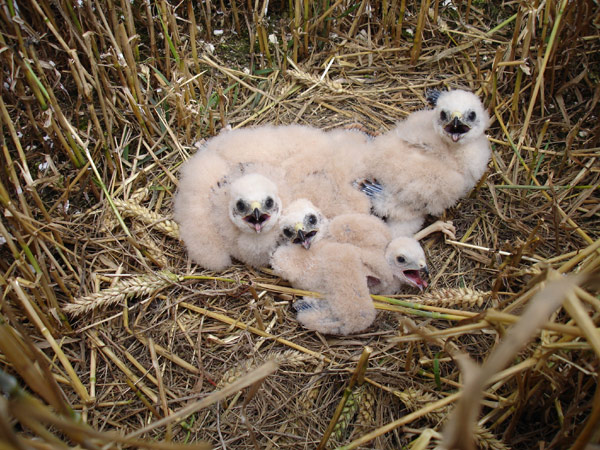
[307,214,317,225]
[283,228,294,238]
[265,197,274,208]
[236,200,246,212]
[440,111,448,122]
[467,111,476,121]
[396,256,406,264]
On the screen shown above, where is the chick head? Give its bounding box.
[228,173,281,233]
[433,89,490,145]
[385,236,429,291]
[279,198,328,249]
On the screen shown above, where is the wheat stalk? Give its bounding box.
[133,224,170,267]
[398,387,508,448]
[333,389,359,442]
[129,187,149,203]
[355,386,376,427]
[473,426,511,450]
[416,288,489,308]
[397,387,447,422]
[113,199,180,239]
[333,385,377,443]
[63,272,175,316]
[287,69,346,94]
[270,349,313,367]
[218,361,252,389]
[219,351,310,389]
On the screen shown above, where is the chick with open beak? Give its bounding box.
[432,90,487,145]
[229,174,281,234]
[385,236,429,291]
[440,110,470,142]
[240,200,270,232]
[279,199,326,250]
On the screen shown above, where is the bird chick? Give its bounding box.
[384,236,429,292]
[326,213,430,294]
[271,200,375,335]
[355,89,491,237]
[277,198,324,250]
[228,173,281,234]
[227,173,286,268]
[271,200,431,335]
[203,124,373,218]
[174,160,285,270]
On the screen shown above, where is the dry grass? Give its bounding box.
[0,0,599,448]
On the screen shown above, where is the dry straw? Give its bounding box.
[0,0,598,448]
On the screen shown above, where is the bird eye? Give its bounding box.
[467,111,477,121]
[236,200,246,212]
[307,214,317,225]
[440,111,448,122]
[283,228,294,238]
[265,197,274,208]
[396,256,406,264]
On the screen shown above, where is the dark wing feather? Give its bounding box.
[353,178,384,199]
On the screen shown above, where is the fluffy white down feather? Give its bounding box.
[204,124,373,218]
[195,89,490,238]
[357,89,491,236]
[174,155,290,270]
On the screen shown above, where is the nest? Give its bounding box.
[0,1,598,449]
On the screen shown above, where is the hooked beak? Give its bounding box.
[296,229,308,248]
[243,206,270,233]
[292,224,317,249]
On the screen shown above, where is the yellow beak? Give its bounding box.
[450,111,463,120]
[250,201,261,210]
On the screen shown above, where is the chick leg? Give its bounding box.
[413,220,456,241]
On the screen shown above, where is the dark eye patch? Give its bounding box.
[236,200,246,212]
[283,228,294,238]
[307,214,317,226]
[467,111,477,121]
[265,197,274,208]
[396,256,406,264]
[440,111,448,122]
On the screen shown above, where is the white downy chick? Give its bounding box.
[355,89,491,237]
[227,173,285,268]
[271,200,431,334]
[174,150,234,270]
[174,154,285,270]
[384,236,429,292]
[271,200,375,335]
[277,198,324,250]
[319,212,430,294]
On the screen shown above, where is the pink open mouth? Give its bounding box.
[293,230,318,249]
[403,269,428,291]
[243,213,270,232]
[444,121,470,142]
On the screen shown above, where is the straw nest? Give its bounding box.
[0,1,598,449]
